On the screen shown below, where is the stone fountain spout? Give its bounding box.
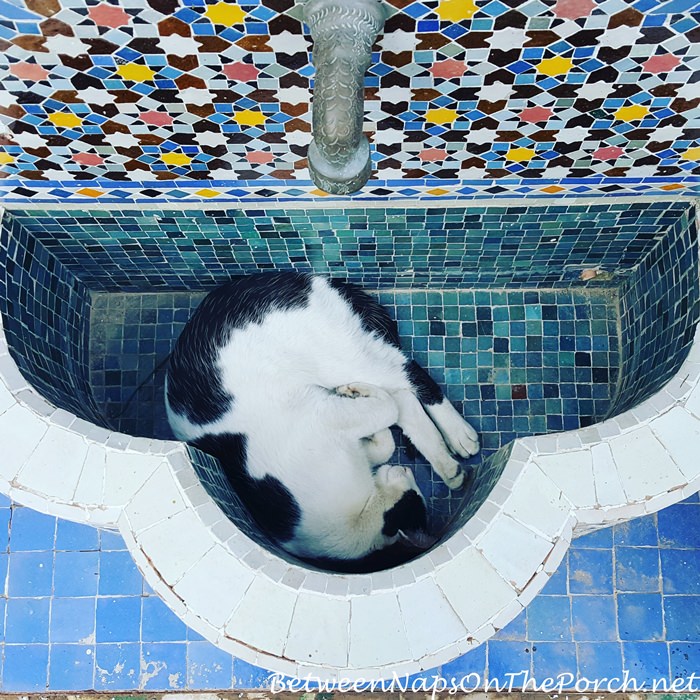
[303,0,387,195]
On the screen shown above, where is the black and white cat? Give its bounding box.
[165,272,479,571]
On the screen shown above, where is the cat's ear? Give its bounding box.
[398,528,438,551]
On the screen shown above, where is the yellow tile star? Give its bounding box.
[116,63,157,82]
[425,108,459,125]
[161,153,192,166]
[234,109,267,126]
[614,105,649,122]
[682,147,700,161]
[435,0,478,21]
[48,113,82,128]
[0,153,15,165]
[536,57,574,77]
[507,147,536,162]
[205,2,246,26]
[196,188,222,198]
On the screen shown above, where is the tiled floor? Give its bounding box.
[1,493,699,691]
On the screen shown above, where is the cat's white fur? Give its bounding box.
[167,276,479,560]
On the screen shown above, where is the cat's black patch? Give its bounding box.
[329,279,401,347]
[167,272,314,425]
[403,359,445,405]
[191,432,301,543]
[381,489,428,537]
[303,541,427,574]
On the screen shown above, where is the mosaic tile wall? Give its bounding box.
[0,212,103,424]
[609,203,699,417]
[2,494,700,691]
[6,200,691,290]
[0,0,699,203]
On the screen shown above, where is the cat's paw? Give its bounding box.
[336,382,385,399]
[428,403,480,458]
[433,455,465,490]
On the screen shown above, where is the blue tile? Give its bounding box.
[527,596,572,641]
[7,552,53,596]
[664,596,700,641]
[53,551,99,597]
[142,596,188,642]
[0,507,11,551]
[2,643,49,691]
[661,549,700,594]
[96,597,141,643]
[532,642,577,684]
[571,528,613,549]
[571,596,618,641]
[55,520,100,551]
[94,643,140,690]
[49,644,95,691]
[233,658,275,689]
[576,642,623,680]
[99,530,127,550]
[487,641,532,682]
[658,504,700,548]
[50,598,95,643]
[492,607,527,640]
[669,642,700,682]
[623,642,670,685]
[616,547,660,592]
[614,515,658,546]
[618,593,664,641]
[98,551,144,596]
[9,508,56,552]
[0,492,11,508]
[5,598,50,643]
[569,549,613,594]
[141,643,187,690]
[540,555,567,594]
[187,641,234,689]
[441,644,487,681]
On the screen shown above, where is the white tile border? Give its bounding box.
[0,202,698,680]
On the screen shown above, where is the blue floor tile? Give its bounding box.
[5,598,50,644]
[569,549,613,594]
[614,514,659,546]
[9,508,56,552]
[55,520,100,552]
[187,640,234,689]
[540,555,568,594]
[532,642,577,684]
[491,607,527,640]
[571,596,617,641]
[95,597,141,644]
[622,641,670,685]
[49,644,95,691]
[142,596,188,642]
[658,503,700,548]
[3,643,49,691]
[53,551,99,597]
[50,598,96,644]
[487,641,532,681]
[94,643,140,690]
[442,644,487,680]
[669,642,700,681]
[99,530,127,551]
[142,642,187,690]
[616,547,661,592]
[98,550,144,596]
[661,549,700,594]
[664,596,700,641]
[571,528,613,549]
[233,658,275,689]
[576,641,624,679]
[527,595,572,641]
[7,551,53,597]
[0,508,11,551]
[617,593,664,641]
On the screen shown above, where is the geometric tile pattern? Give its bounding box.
[3,493,700,691]
[1,0,699,202]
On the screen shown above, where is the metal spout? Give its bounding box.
[303,0,387,194]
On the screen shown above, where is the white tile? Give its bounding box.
[608,425,686,501]
[643,488,685,514]
[17,426,88,501]
[136,507,215,585]
[533,450,596,508]
[349,592,412,667]
[174,544,255,629]
[651,406,700,480]
[225,574,297,657]
[591,442,627,507]
[503,464,571,539]
[102,451,162,508]
[125,462,186,533]
[0,403,48,482]
[478,513,553,591]
[0,379,16,416]
[435,546,516,632]
[286,593,350,668]
[73,443,106,507]
[397,577,466,659]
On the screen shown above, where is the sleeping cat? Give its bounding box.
[165,272,479,571]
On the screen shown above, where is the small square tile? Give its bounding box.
[614,514,658,546]
[49,644,95,691]
[9,509,56,552]
[487,641,532,681]
[576,642,623,679]
[3,644,49,691]
[540,555,567,594]
[99,530,127,550]
[661,549,700,594]
[55,521,100,552]
[571,528,613,549]
[7,552,53,597]
[95,597,141,644]
[658,504,700,548]
[569,549,613,594]
[669,642,700,681]
[53,551,99,597]
[492,607,527,641]
[142,642,187,690]
[622,642,670,685]
[618,593,664,641]
[98,551,144,596]
[572,596,618,641]
[142,596,188,642]
[441,644,486,680]
[94,643,140,690]
[5,598,50,644]
[527,596,572,641]
[50,598,96,644]
[663,596,700,641]
[616,547,660,592]
[532,642,577,685]
[187,641,234,689]
[233,658,274,689]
